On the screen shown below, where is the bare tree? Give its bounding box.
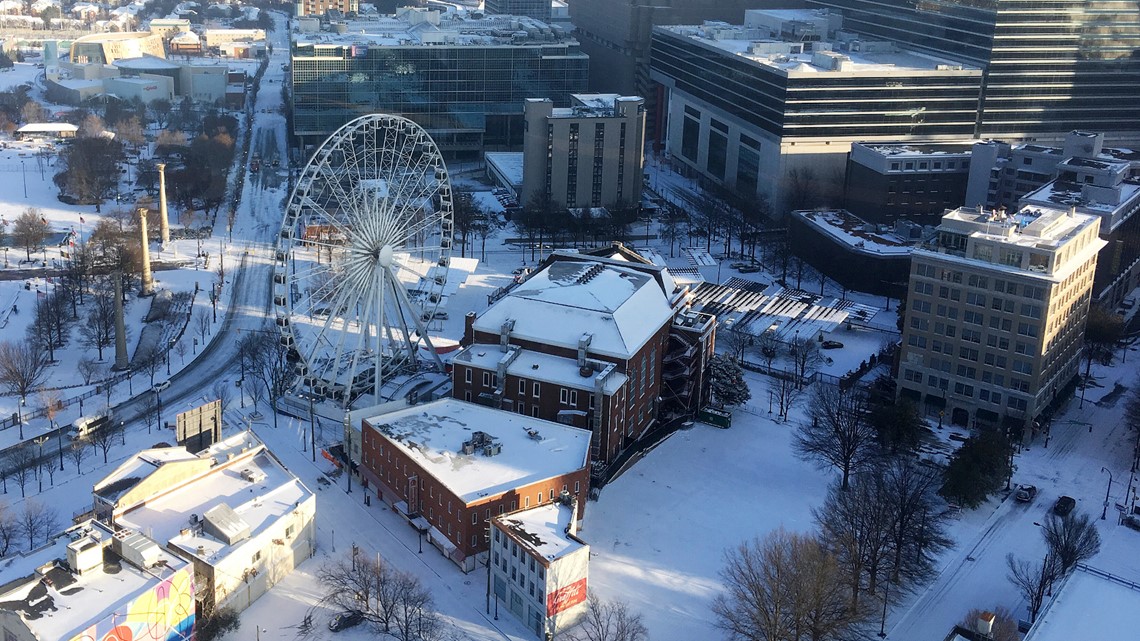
[795,383,878,490]
[720,322,751,365]
[318,553,415,636]
[77,356,103,385]
[758,332,779,373]
[11,207,50,262]
[80,292,116,361]
[246,331,294,429]
[19,499,60,548]
[882,460,952,587]
[713,528,857,641]
[89,424,118,464]
[142,392,160,434]
[139,347,163,387]
[212,379,234,412]
[174,339,188,365]
[565,594,650,641]
[789,336,823,387]
[0,501,18,556]
[68,438,90,474]
[9,445,36,498]
[195,308,212,344]
[769,373,800,423]
[391,571,442,641]
[1042,512,1101,576]
[1006,553,1060,624]
[0,340,52,435]
[815,478,892,611]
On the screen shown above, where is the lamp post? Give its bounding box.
[21,161,27,198]
[878,575,891,638]
[58,422,65,471]
[1102,467,1114,520]
[155,390,163,434]
[34,437,48,492]
[18,396,25,440]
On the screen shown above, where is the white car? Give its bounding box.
[152,381,171,394]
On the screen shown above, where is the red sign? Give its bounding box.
[547,578,587,616]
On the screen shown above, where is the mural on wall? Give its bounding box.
[68,566,195,641]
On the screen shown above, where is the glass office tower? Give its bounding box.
[807,0,1140,141]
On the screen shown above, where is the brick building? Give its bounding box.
[455,245,716,467]
[359,398,591,572]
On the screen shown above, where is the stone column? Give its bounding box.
[139,207,155,296]
[157,162,170,245]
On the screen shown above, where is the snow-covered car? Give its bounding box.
[328,611,364,632]
[822,341,845,349]
[1015,485,1038,502]
[1053,495,1076,517]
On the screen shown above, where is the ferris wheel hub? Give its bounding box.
[378,244,394,267]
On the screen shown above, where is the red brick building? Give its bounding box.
[455,245,716,467]
[358,398,591,572]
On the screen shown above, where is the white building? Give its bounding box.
[94,432,316,615]
[0,520,194,641]
[491,499,589,639]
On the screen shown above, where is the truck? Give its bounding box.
[250,154,261,174]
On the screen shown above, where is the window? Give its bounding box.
[531,406,540,418]
[285,525,295,538]
[574,481,580,493]
[473,512,479,525]
[524,497,530,508]
[519,380,526,395]
[482,372,491,386]
[560,388,568,404]
[252,551,261,563]
[532,382,540,398]
[569,390,578,405]
[537,492,542,504]
[465,368,472,384]
[472,535,478,546]
[516,402,525,414]
[550,489,555,501]
[464,391,471,402]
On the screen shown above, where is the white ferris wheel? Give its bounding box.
[274,114,453,408]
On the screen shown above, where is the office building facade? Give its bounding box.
[897,206,1105,429]
[844,142,975,226]
[484,0,550,22]
[807,0,1140,143]
[295,0,359,17]
[651,10,982,213]
[290,9,588,153]
[522,94,645,210]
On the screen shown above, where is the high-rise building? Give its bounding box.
[484,0,550,21]
[568,0,788,138]
[650,10,982,212]
[290,8,588,153]
[522,94,645,210]
[807,0,1140,143]
[295,0,358,17]
[896,206,1105,429]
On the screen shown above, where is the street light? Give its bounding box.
[878,575,891,638]
[1102,467,1114,520]
[18,396,25,440]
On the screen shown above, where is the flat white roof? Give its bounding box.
[496,502,585,562]
[0,520,187,641]
[16,122,79,133]
[454,344,628,394]
[1029,567,1140,641]
[293,12,574,48]
[485,151,523,187]
[473,259,674,359]
[115,434,313,564]
[364,398,590,503]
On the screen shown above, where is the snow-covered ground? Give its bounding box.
[3,19,1140,641]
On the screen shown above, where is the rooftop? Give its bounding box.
[453,344,628,394]
[856,141,976,157]
[15,122,79,133]
[363,398,591,503]
[939,206,1096,247]
[112,432,313,565]
[114,54,182,70]
[495,501,585,563]
[0,520,187,641]
[473,255,675,358]
[1028,566,1140,641]
[655,23,978,77]
[796,209,920,256]
[292,10,573,48]
[1020,179,1140,221]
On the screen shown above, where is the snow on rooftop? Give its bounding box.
[1028,566,1140,641]
[484,152,523,187]
[0,520,187,641]
[454,344,628,394]
[797,209,918,256]
[473,259,674,358]
[292,12,571,48]
[94,446,201,502]
[15,122,79,133]
[496,502,584,562]
[116,442,312,563]
[363,398,590,503]
[113,54,180,70]
[658,24,978,76]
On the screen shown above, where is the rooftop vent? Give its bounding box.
[240,468,267,484]
[462,431,501,456]
[527,429,543,441]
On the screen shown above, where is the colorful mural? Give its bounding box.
[68,566,195,641]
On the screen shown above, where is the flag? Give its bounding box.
[41,217,47,224]
[79,216,85,224]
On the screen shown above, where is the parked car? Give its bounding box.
[328,611,364,632]
[1123,514,1140,531]
[152,381,171,394]
[738,265,762,274]
[1053,495,1076,517]
[1015,485,1038,502]
[822,341,844,349]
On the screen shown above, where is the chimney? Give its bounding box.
[138,208,155,296]
[500,319,515,352]
[1069,205,1076,217]
[113,270,129,370]
[976,611,995,637]
[462,311,476,347]
[156,162,170,245]
[565,497,579,537]
[577,333,592,368]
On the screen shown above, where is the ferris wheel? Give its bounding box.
[274,114,453,408]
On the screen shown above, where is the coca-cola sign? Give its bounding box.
[546,577,587,616]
